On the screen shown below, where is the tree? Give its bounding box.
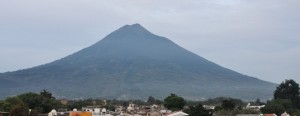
[18,91,59,113]
[40,89,55,99]
[222,99,235,110]
[9,103,29,116]
[5,97,23,105]
[164,93,186,111]
[261,100,285,116]
[17,92,40,109]
[293,96,300,109]
[38,90,60,113]
[260,79,300,115]
[274,79,299,100]
[183,103,211,116]
[147,96,156,104]
[274,79,300,109]
[0,90,61,115]
[0,100,12,112]
[147,96,162,105]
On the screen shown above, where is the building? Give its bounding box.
[0,112,9,116]
[60,99,68,105]
[246,103,265,110]
[203,105,215,110]
[167,111,188,116]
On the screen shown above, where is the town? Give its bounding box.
[0,79,299,116]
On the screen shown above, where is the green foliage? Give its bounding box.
[221,99,235,111]
[9,103,29,116]
[18,90,59,113]
[40,89,54,99]
[67,99,94,110]
[261,99,300,115]
[17,92,40,109]
[202,97,244,106]
[5,97,23,105]
[292,96,300,109]
[164,93,186,111]
[261,79,300,116]
[295,110,300,116]
[0,100,12,112]
[214,106,223,111]
[274,79,299,100]
[183,103,212,116]
[0,90,61,115]
[261,100,285,116]
[273,99,293,110]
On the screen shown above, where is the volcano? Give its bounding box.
[0,24,276,100]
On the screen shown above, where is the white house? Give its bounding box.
[246,103,265,110]
[167,111,189,116]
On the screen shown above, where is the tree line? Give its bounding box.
[1,79,299,116]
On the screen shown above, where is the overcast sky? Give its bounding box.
[0,0,299,84]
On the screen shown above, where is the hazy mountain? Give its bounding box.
[0,24,276,100]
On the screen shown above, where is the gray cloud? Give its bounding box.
[0,0,299,83]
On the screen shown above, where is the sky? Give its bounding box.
[0,0,299,84]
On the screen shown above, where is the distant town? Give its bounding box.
[0,79,299,116]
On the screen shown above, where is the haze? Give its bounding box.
[0,0,299,83]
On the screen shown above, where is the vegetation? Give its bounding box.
[66,96,163,111]
[146,96,162,105]
[221,99,235,110]
[0,89,60,116]
[183,103,212,116]
[274,79,299,100]
[215,109,260,116]
[1,79,299,116]
[163,93,186,111]
[261,79,300,116]
[202,97,244,106]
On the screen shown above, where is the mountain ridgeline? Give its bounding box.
[0,24,276,100]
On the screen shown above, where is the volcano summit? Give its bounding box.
[0,24,276,100]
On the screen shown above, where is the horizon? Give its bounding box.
[1,0,300,84]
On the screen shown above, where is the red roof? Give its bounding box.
[264,114,275,116]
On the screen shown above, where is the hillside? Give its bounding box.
[0,24,276,100]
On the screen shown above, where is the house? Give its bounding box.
[246,103,265,110]
[263,114,277,116]
[127,103,136,112]
[69,111,92,116]
[160,109,172,116]
[48,109,57,116]
[281,112,290,116]
[149,111,161,116]
[0,112,9,116]
[57,109,68,115]
[167,111,188,116]
[82,106,109,115]
[60,99,68,105]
